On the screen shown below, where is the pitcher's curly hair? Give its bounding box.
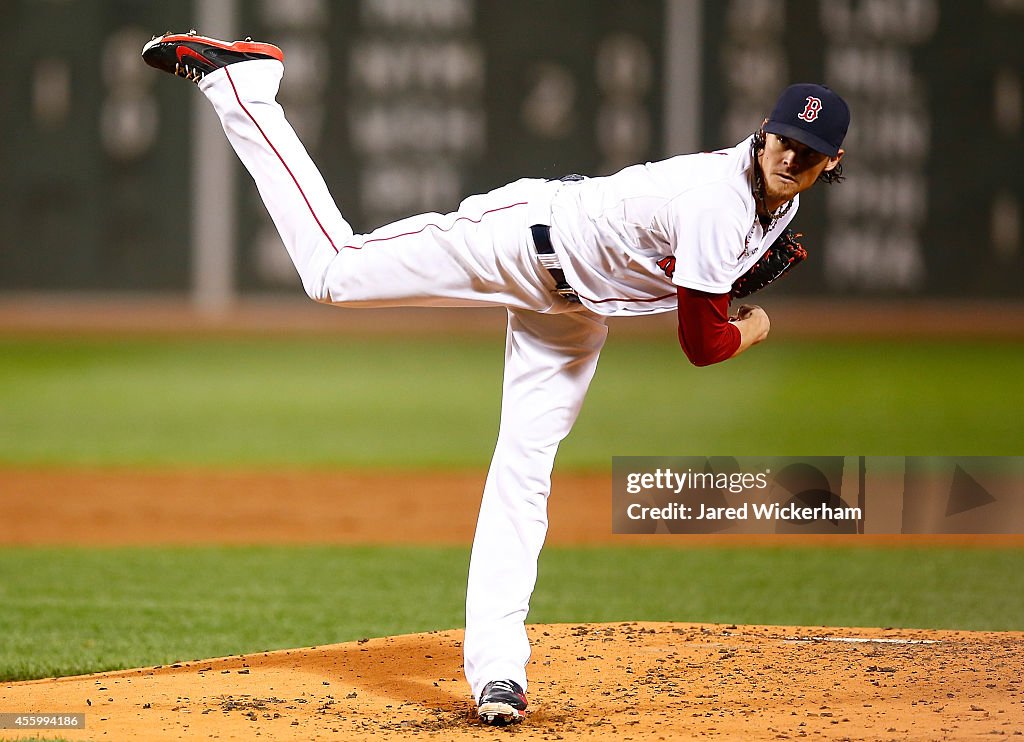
[751,128,844,184]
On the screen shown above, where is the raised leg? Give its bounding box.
[200,60,556,310]
[199,59,350,301]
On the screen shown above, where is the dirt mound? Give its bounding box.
[3,622,1022,740]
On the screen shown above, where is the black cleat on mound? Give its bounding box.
[141,30,283,83]
[477,679,527,726]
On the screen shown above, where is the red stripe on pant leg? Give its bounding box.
[340,202,529,251]
[223,67,339,253]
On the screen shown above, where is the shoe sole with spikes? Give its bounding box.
[476,679,527,726]
[477,700,525,726]
[142,30,283,83]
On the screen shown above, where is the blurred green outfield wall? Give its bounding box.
[1,0,1021,298]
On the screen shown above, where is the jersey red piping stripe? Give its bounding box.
[340,202,528,251]
[223,67,340,253]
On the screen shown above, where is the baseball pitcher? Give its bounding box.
[142,31,848,726]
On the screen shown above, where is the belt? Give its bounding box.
[530,224,581,304]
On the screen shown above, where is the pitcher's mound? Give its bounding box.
[3,622,1021,740]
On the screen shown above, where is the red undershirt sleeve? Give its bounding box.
[676,287,741,367]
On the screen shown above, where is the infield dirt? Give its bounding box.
[3,622,1022,741]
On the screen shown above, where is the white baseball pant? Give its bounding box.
[199,59,608,700]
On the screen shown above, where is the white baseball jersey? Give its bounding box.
[543,138,799,316]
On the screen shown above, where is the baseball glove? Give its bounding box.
[730,229,807,299]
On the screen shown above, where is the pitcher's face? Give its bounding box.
[757,132,843,211]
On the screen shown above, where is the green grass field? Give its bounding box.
[1,544,1021,682]
[0,335,1021,468]
[1,335,1022,682]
